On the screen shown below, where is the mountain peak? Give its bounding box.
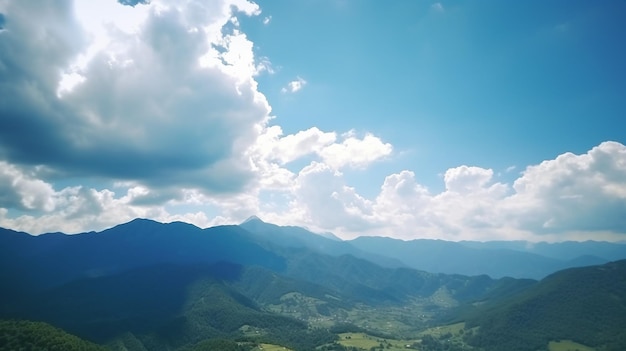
[241,215,264,225]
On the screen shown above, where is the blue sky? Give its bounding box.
[247,0,625,190]
[0,0,625,241]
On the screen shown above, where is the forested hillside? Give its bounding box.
[1,220,625,351]
[0,320,107,351]
[464,260,626,351]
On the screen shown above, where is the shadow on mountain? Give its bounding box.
[15,262,246,342]
[0,219,286,293]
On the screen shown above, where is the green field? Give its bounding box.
[263,291,449,338]
[338,333,419,350]
[252,343,292,351]
[418,322,466,338]
[548,340,595,351]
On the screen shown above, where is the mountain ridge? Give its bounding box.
[3,218,625,280]
[2,218,626,350]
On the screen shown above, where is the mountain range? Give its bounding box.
[242,216,623,279]
[1,217,625,351]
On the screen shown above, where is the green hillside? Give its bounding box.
[13,263,337,351]
[465,260,626,351]
[2,220,625,351]
[0,320,107,351]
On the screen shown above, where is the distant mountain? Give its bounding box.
[282,249,536,307]
[239,216,406,268]
[464,259,626,351]
[349,236,626,279]
[460,239,626,261]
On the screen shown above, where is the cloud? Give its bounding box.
[430,2,444,12]
[0,162,56,212]
[505,165,517,173]
[505,141,626,234]
[0,0,268,194]
[444,166,496,194]
[255,126,337,165]
[289,162,376,232]
[251,126,391,169]
[263,16,271,25]
[319,132,393,169]
[263,142,626,241]
[282,76,307,93]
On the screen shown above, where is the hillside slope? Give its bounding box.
[464,259,626,351]
[0,320,107,351]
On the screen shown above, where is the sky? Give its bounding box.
[0,0,625,242]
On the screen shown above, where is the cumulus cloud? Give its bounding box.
[319,132,393,170]
[289,162,375,232]
[0,162,56,212]
[282,76,307,93]
[444,166,497,194]
[255,126,336,165]
[505,141,626,234]
[265,142,626,241]
[0,0,268,193]
[250,127,391,170]
[0,164,216,234]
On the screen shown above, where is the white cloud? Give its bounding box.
[289,162,376,232]
[255,126,337,165]
[247,127,392,190]
[263,142,626,242]
[0,0,270,193]
[0,162,56,212]
[505,165,517,173]
[282,76,307,93]
[444,166,496,194]
[319,132,393,169]
[431,2,444,12]
[505,141,626,233]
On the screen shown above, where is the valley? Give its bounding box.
[1,218,625,351]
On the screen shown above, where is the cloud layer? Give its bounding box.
[0,1,625,242]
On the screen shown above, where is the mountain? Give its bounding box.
[463,259,626,351]
[0,219,285,293]
[281,249,535,306]
[2,218,625,350]
[0,219,533,348]
[11,262,334,350]
[239,217,626,279]
[239,216,405,268]
[0,319,107,351]
[349,236,626,279]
